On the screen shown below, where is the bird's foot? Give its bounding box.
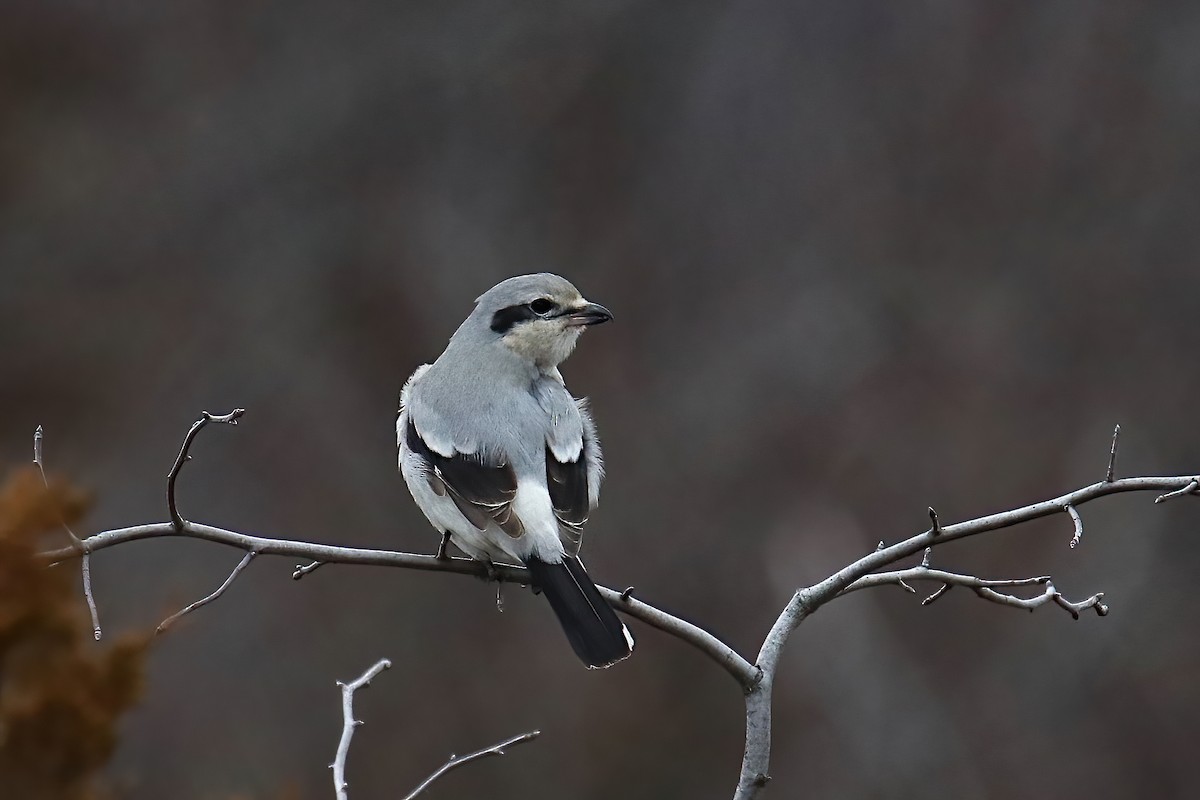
[434,532,452,561]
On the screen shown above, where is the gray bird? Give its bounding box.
[397,273,633,668]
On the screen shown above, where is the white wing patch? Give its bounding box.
[536,379,585,462]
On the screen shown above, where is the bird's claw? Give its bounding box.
[435,532,451,561]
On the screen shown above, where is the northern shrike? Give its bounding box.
[397,273,633,668]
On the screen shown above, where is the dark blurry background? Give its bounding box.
[4,1,1200,797]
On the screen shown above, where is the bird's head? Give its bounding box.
[471,273,612,370]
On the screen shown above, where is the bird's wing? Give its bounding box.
[402,414,524,540]
[540,389,604,557]
[545,443,587,556]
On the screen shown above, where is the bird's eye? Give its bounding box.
[529,298,555,316]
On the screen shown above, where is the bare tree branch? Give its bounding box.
[402,730,541,800]
[975,582,1107,619]
[43,404,761,687]
[39,519,761,689]
[839,567,1107,618]
[27,411,1200,799]
[332,658,391,800]
[155,551,258,634]
[167,408,244,529]
[38,473,1200,800]
[731,469,1198,799]
[34,425,101,640]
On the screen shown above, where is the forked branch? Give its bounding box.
[167,409,244,529]
[840,567,1108,618]
[30,413,1200,800]
[332,658,391,799]
[34,425,101,640]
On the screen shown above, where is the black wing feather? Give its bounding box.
[546,442,591,555]
[406,418,522,537]
[546,445,589,525]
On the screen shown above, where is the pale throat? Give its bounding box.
[502,322,583,370]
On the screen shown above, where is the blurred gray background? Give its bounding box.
[4,1,1200,797]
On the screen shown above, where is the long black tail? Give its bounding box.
[526,556,634,669]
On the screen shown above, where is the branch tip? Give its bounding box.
[402,730,541,800]
[921,583,952,606]
[1155,479,1199,504]
[1065,504,1083,549]
[928,506,941,536]
[1105,424,1121,482]
[156,551,257,634]
[292,560,324,580]
[843,568,1106,622]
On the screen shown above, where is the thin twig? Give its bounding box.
[293,560,325,580]
[332,658,391,800]
[1066,504,1084,549]
[975,581,1107,619]
[401,730,541,800]
[844,568,1053,595]
[156,551,258,634]
[928,506,941,536]
[840,567,1100,619]
[922,583,952,606]
[1105,424,1121,482]
[34,425,102,640]
[167,408,245,529]
[1155,478,1199,504]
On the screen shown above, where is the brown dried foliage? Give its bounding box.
[0,466,148,800]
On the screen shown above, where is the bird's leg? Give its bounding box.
[435,531,452,560]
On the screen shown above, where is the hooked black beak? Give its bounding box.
[563,302,613,328]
